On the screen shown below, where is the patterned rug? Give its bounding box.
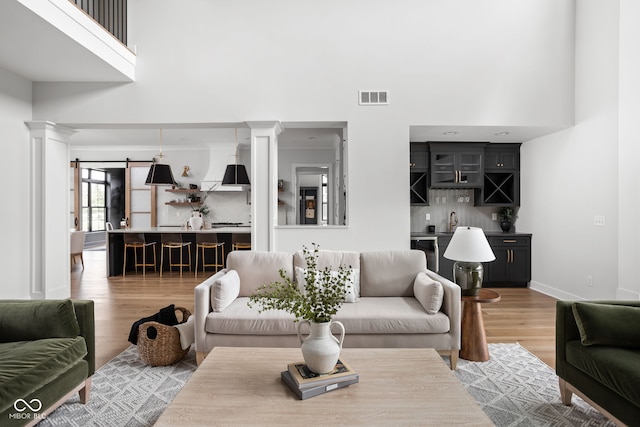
[41,343,614,426]
[40,346,197,427]
[449,343,615,427]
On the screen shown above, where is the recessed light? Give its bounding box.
[494,132,510,136]
[443,131,458,135]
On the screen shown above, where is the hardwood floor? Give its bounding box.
[71,247,558,370]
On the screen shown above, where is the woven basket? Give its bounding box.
[137,306,191,366]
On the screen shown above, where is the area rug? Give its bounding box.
[41,343,614,426]
[40,346,197,427]
[448,343,615,427]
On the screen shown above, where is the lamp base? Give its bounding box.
[453,261,484,296]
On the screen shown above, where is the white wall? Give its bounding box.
[617,0,640,299]
[30,0,575,254]
[519,0,624,300]
[0,68,32,298]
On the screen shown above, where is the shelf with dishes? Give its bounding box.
[165,201,201,207]
[165,188,201,193]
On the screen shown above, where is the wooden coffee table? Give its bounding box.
[155,347,491,426]
[461,288,501,362]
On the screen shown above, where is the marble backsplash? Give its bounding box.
[410,189,512,234]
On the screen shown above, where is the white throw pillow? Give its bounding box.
[413,272,444,314]
[211,270,240,312]
[295,267,360,303]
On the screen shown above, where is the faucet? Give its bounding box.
[449,211,458,233]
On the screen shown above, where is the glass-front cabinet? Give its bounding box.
[429,143,485,188]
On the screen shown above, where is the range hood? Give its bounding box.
[201,143,250,191]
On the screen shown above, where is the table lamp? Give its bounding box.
[443,226,495,296]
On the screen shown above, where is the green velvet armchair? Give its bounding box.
[556,300,640,426]
[0,299,95,427]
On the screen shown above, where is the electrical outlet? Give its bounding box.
[425,213,431,221]
[593,216,606,227]
[492,213,497,221]
[587,275,593,287]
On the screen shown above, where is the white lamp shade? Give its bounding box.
[443,226,496,262]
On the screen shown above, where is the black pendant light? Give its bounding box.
[222,128,250,186]
[145,129,176,186]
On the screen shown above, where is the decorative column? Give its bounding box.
[247,121,283,251]
[26,121,75,299]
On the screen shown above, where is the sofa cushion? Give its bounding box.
[566,340,640,407]
[227,251,293,297]
[334,297,450,334]
[293,250,360,271]
[211,270,240,312]
[413,272,444,314]
[295,267,361,303]
[206,297,298,335]
[360,250,427,297]
[205,297,449,335]
[572,302,640,348]
[0,337,88,410]
[0,300,80,343]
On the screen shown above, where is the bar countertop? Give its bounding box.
[108,226,251,234]
[106,226,250,276]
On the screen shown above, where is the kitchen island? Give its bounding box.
[106,226,251,277]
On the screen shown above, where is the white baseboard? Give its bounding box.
[529,281,586,301]
[616,287,640,299]
[530,280,640,301]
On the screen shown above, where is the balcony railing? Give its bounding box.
[70,0,127,45]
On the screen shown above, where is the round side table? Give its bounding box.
[460,288,501,362]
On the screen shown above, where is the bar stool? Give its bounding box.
[123,233,157,277]
[70,230,86,270]
[231,233,251,251]
[160,233,192,277]
[195,234,225,278]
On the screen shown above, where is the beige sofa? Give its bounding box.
[194,249,461,369]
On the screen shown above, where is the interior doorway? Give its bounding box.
[295,165,331,225]
[299,187,318,224]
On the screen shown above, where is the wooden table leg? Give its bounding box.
[460,301,490,362]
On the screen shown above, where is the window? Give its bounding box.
[81,168,108,232]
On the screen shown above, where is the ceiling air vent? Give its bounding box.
[359,90,389,106]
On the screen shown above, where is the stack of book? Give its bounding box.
[281,359,359,400]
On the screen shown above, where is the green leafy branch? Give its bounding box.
[248,244,352,323]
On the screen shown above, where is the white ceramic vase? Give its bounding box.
[297,320,345,374]
[189,212,203,230]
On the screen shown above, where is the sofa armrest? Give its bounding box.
[194,269,228,352]
[556,300,640,377]
[425,270,461,349]
[72,300,95,376]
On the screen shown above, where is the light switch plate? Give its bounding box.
[593,216,606,227]
[425,213,431,221]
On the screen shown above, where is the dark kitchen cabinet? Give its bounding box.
[410,142,429,205]
[485,235,531,286]
[410,142,429,169]
[484,144,520,171]
[436,235,454,281]
[429,143,486,188]
[477,143,521,206]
